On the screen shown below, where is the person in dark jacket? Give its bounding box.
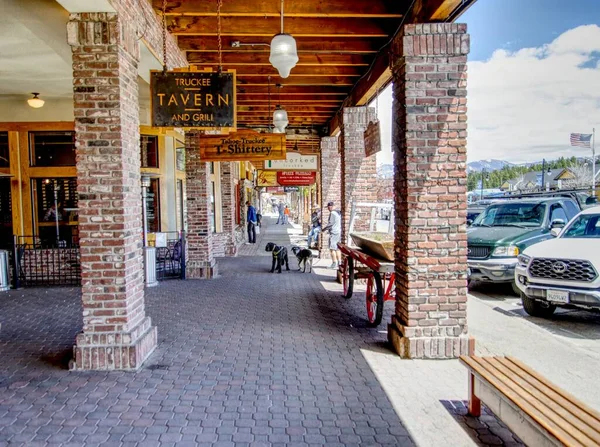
[307,208,321,248]
[246,201,257,244]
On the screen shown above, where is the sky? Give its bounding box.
[375,0,600,167]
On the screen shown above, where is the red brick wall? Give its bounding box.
[185,133,217,278]
[388,23,470,358]
[319,136,341,257]
[340,107,378,241]
[68,12,157,370]
[220,162,238,256]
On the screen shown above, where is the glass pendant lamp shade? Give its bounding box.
[272,127,284,134]
[27,92,45,108]
[269,33,298,78]
[273,106,289,132]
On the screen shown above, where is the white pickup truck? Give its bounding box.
[515,206,600,318]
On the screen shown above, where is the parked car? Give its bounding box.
[467,200,500,225]
[515,206,600,317]
[467,197,580,294]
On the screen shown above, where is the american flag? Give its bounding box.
[570,133,592,148]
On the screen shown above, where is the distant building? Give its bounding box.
[500,168,575,191]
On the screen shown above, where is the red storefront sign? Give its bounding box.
[276,171,316,186]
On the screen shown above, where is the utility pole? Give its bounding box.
[541,159,546,191]
[480,169,485,200]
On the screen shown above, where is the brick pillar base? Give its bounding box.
[68,13,156,370]
[389,23,471,359]
[185,132,217,278]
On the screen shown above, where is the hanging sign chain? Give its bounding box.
[217,0,223,73]
[161,0,167,72]
[268,75,272,132]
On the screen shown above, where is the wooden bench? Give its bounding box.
[460,356,600,447]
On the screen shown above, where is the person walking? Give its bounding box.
[283,205,290,224]
[307,208,321,248]
[246,201,257,244]
[322,202,342,269]
[277,201,285,224]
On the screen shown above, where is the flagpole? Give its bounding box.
[593,128,596,200]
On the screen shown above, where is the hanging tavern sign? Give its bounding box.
[364,120,381,157]
[150,70,236,129]
[198,130,286,162]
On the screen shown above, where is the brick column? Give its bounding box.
[68,13,156,370]
[185,132,217,278]
[340,107,378,242]
[220,162,237,256]
[388,23,470,359]
[319,136,341,257]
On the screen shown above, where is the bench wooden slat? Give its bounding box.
[496,357,600,442]
[460,356,591,447]
[488,357,600,445]
[506,356,600,426]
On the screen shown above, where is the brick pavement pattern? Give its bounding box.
[0,215,523,446]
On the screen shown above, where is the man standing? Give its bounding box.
[246,201,257,244]
[322,201,342,269]
[278,201,285,224]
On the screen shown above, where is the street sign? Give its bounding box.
[150,70,236,129]
[264,153,318,171]
[197,130,286,162]
[277,171,316,186]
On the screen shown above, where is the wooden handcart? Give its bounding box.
[338,242,395,326]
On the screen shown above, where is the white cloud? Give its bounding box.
[468,24,600,164]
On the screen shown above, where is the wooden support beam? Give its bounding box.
[168,17,394,37]
[178,36,385,53]
[237,76,355,86]
[237,86,347,95]
[238,96,342,103]
[153,0,404,17]
[229,66,362,76]
[188,52,370,66]
[238,106,337,113]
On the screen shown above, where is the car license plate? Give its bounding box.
[547,290,569,303]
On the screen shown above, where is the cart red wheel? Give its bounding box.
[366,272,384,326]
[342,257,354,299]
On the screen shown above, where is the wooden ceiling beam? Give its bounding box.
[238,96,342,103]
[237,76,355,86]
[167,17,393,37]
[178,36,385,53]
[187,53,370,66]
[238,107,337,113]
[229,66,362,76]
[237,86,347,95]
[153,0,405,17]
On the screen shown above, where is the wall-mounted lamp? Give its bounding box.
[27,92,45,109]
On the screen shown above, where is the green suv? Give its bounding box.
[467,198,580,294]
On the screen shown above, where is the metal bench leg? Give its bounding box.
[468,371,481,417]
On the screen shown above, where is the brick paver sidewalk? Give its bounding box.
[0,244,521,446]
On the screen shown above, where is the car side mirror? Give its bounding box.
[550,218,565,229]
[550,227,561,237]
[466,219,473,226]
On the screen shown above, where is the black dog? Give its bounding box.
[265,242,290,273]
[291,246,314,273]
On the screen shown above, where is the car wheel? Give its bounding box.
[521,293,556,318]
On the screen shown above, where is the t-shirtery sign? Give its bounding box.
[277,171,316,186]
[150,70,236,129]
[364,120,381,157]
[198,130,286,162]
[264,153,318,171]
[256,170,278,187]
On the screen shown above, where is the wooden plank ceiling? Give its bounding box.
[152,0,475,151]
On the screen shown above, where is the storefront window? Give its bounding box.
[141,135,159,168]
[176,144,185,171]
[0,179,12,248]
[29,132,76,167]
[0,132,9,168]
[145,178,160,232]
[33,177,78,245]
[176,179,184,232]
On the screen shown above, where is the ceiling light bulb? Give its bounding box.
[27,92,45,108]
[269,34,298,78]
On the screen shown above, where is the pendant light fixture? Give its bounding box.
[273,84,288,133]
[269,0,298,78]
[27,92,45,109]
